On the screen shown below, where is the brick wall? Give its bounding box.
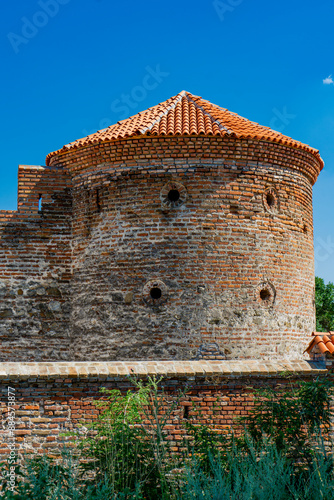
[0,166,72,361]
[0,361,326,461]
[57,136,319,360]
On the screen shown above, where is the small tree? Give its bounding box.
[315,276,334,332]
[78,376,185,499]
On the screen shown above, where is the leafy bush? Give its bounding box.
[239,376,332,460]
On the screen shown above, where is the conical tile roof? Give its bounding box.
[46,90,323,168]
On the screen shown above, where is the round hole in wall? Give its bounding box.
[260,289,271,301]
[263,187,279,213]
[303,224,308,234]
[256,281,276,306]
[150,287,162,300]
[168,189,180,203]
[266,193,275,208]
[143,279,168,305]
[160,181,187,208]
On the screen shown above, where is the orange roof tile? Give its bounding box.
[46,90,324,167]
[305,332,334,356]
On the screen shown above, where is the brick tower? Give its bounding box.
[0,91,323,361]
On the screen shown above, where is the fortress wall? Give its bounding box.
[0,166,72,361]
[0,360,326,461]
[53,137,318,360]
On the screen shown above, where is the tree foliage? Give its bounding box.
[315,276,334,331]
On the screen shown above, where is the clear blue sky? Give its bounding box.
[1,0,334,282]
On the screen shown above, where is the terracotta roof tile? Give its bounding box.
[46,90,324,168]
[305,332,334,356]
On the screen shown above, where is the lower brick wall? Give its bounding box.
[0,360,328,461]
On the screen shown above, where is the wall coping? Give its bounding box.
[0,360,326,381]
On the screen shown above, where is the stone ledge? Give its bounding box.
[0,360,327,381]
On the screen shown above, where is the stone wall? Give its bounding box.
[0,360,326,461]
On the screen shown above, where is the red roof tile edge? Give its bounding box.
[305,332,334,356]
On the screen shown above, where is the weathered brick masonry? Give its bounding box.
[0,165,72,361]
[0,360,328,459]
[59,137,320,360]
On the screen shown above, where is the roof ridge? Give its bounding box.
[139,90,233,135]
[139,90,187,134]
[184,92,233,134]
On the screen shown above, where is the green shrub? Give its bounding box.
[0,452,114,499]
[239,377,333,461]
[180,437,294,500]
